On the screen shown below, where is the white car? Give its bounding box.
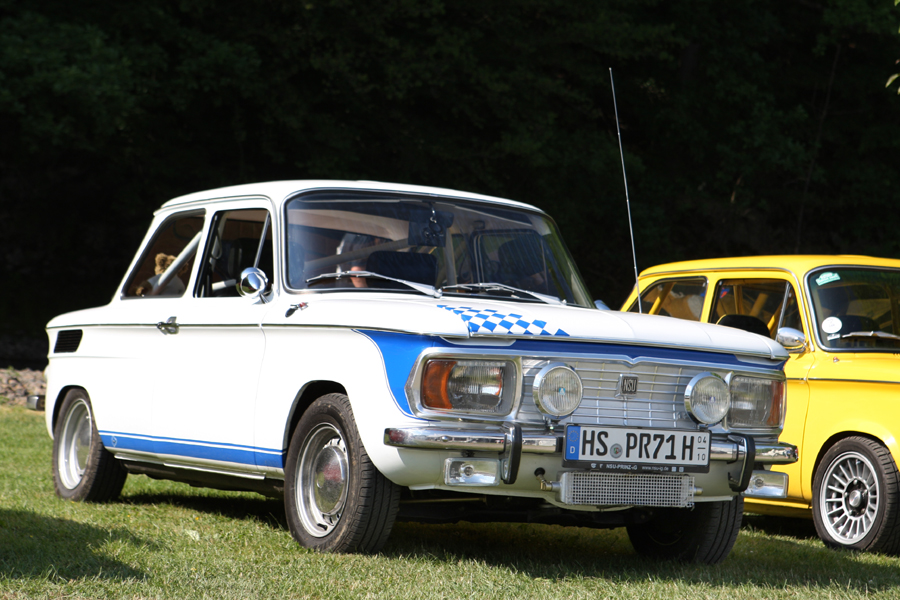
[42,180,796,564]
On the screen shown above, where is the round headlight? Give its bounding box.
[684,372,730,425]
[533,363,583,417]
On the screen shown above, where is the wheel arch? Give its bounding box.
[812,429,899,486]
[50,385,86,433]
[283,380,348,453]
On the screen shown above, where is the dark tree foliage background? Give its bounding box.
[1,0,899,355]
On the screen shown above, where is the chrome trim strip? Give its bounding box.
[807,378,900,386]
[111,449,267,479]
[384,428,558,454]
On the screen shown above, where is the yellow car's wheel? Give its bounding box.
[813,437,900,554]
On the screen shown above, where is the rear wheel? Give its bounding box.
[284,393,400,553]
[626,497,743,564]
[813,437,900,554]
[52,389,127,502]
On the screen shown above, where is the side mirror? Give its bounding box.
[594,299,611,310]
[238,267,270,303]
[776,327,807,352]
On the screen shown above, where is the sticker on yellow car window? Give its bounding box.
[816,272,841,286]
[822,316,842,334]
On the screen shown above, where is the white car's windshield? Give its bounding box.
[284,192,592,307]
[809,267,900,350]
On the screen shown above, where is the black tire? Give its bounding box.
[812,436,900,554]
[52,388,127,502]
[284,393,400,553]
[626,496,743,564]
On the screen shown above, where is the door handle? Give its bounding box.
[156,316,179,335]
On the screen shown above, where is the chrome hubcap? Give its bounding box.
[820,451,879,544]
[296,423,349,537]
[57,399,92,489]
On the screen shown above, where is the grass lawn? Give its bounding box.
[2,405,900,599]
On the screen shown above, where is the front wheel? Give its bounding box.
[813,437,900,554]
[626,497,743,564]
[284,393,400,553]
[52,388,127,502]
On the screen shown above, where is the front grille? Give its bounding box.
[53,330,83,353]
[559,472,695,508]
[518,357,714,430]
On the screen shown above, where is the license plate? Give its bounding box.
[563,425,710,473]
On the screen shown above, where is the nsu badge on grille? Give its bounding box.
[616,374,639,397]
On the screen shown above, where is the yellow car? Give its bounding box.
[622,255,900,553]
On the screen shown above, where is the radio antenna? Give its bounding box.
[609,68,642,313]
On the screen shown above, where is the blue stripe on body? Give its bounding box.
[99,431,284,469]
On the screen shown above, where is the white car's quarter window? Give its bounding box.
[124,212,204,298]
[195,208,273,298]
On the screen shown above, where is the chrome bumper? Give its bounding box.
[383,427,798,465]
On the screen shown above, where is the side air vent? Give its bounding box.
[54,330,83,353]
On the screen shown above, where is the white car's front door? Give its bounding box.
[149,203,275,475]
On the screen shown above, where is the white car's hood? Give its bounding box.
[286,294,789,362]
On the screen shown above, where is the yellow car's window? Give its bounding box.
[628,277,706,320]
[808,268,900,350]
[710,279,801,339]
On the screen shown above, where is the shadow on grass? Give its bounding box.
[742,513,819,540]
[0,509,152,581]
[381,519,900,593]
[111,486,900,593]
[121,490,287,531]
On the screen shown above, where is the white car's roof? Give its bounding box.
[159,180,543,214]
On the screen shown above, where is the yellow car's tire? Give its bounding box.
[813,437,900,554]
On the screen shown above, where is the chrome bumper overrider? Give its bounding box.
[383,427,798,465]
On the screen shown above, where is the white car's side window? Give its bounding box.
[124,212,205,298]
[195,208,273,298]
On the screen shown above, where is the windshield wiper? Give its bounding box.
[840,330,900,341]
[306,271,441,298]
[440,282,563,305]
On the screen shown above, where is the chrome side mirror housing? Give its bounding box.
[238,267,270,303]
[776,327,807,353]
[594,299,610,310]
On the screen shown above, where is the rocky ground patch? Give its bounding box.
[0,367,46,408]
[0,332,48,407]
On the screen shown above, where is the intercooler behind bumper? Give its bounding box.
[559,472,696,508]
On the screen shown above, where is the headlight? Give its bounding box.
[684,372,730,425]
[421,359,516,415]
[532,363,583,417]
[728,376,785,430]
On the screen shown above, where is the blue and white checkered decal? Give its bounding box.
[437,304,569,337]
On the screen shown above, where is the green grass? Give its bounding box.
[3,405,900,599]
